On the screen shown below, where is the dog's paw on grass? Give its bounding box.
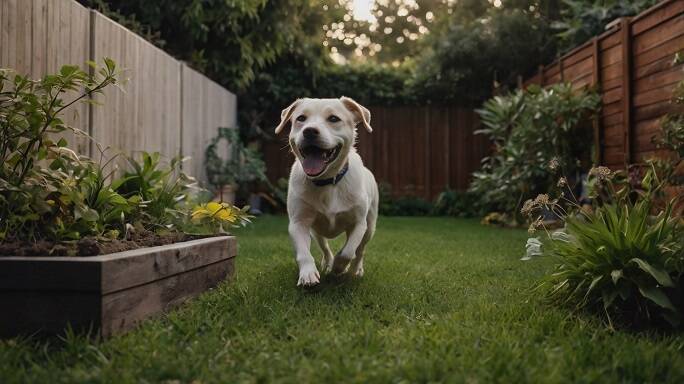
[297,266,321,287]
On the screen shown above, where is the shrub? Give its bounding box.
[0,61,250,246]
[432,189,480,218]
[0,60,120,241]
[378,183,433,216]
[469,83,600,222]
[522,164,684,329]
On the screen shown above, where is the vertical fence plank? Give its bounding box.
[31,0,47,77]
[592,37,603,164]
[620,18,634,165]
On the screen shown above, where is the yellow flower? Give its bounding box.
[192,202,238,223]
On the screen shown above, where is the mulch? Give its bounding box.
[0,231,212,257]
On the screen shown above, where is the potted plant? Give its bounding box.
[0,60,251,337]
[205,127,268,205]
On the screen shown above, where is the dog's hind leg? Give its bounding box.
[349,237,367,277]
[312,232,334,274]
[349,211,377,277]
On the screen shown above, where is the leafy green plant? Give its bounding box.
[0,60,120,242]
[0,61,252,248]
[432,189,480,218]
[469,83,600,222]
[378,183,433,216]
[116,151,196,229]
[522,164,684,329]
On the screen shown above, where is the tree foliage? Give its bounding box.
[77,0,660,140]
[78,0,330,90]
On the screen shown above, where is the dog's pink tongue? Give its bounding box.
[302,155,326,176]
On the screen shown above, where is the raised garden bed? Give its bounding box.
[0,236,236,338]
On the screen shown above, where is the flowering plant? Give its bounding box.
[522,161,684,329]
[190,202,253,234]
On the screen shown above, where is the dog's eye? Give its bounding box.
[296,115,307,122]
[327,115,341,123]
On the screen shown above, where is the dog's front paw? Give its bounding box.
[297,265,320,287]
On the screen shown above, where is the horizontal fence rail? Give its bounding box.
[263,106,490,200]
[0,0,237,185]
[523,0,684,169]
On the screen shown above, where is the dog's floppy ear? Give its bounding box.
[274,99,301,134]
[341,96,372,133]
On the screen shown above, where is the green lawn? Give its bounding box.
[2,216,683,383]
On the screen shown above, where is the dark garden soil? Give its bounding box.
[0,231,213,257]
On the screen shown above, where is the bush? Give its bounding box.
[378,183,433,216]
[0,61,121,241]
[0,61,250,245]
[469,83,600,222]
[379,184,483,217]
[522,164,684,329]
[432,189,480,218]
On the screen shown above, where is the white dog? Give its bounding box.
[275,97,379,286]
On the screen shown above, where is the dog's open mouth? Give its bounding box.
[299,144,342,177]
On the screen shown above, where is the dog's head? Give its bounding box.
[274,97,372,179]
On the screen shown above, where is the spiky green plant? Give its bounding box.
[523,165,684,328]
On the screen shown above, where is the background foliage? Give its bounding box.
[0,63,250,248]
[77,0,658,140]
[469,83,601,220]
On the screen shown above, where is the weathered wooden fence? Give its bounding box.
[523,0,684,169]
[0,0,237,184]
[263,106,489,200]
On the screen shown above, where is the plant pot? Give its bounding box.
[215,184,237,205]
[0,236,236,338]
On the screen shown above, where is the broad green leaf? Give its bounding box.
[638,286,675,311]
[631,258,674,287]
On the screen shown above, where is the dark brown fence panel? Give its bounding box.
[522,0,684,169]
[262,106,489,200]
[631,2,684,162]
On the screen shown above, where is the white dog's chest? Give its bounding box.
[311,209,356,238]
[306,189,357,237]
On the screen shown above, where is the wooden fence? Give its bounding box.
[0,0,237,184]
[263,106,489,200]
[523,0,684,169]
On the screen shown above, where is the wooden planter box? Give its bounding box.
[0,236,236,338]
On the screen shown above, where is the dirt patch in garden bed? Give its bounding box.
[0,231,214,257]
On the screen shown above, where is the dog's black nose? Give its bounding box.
[303,128,319,140]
